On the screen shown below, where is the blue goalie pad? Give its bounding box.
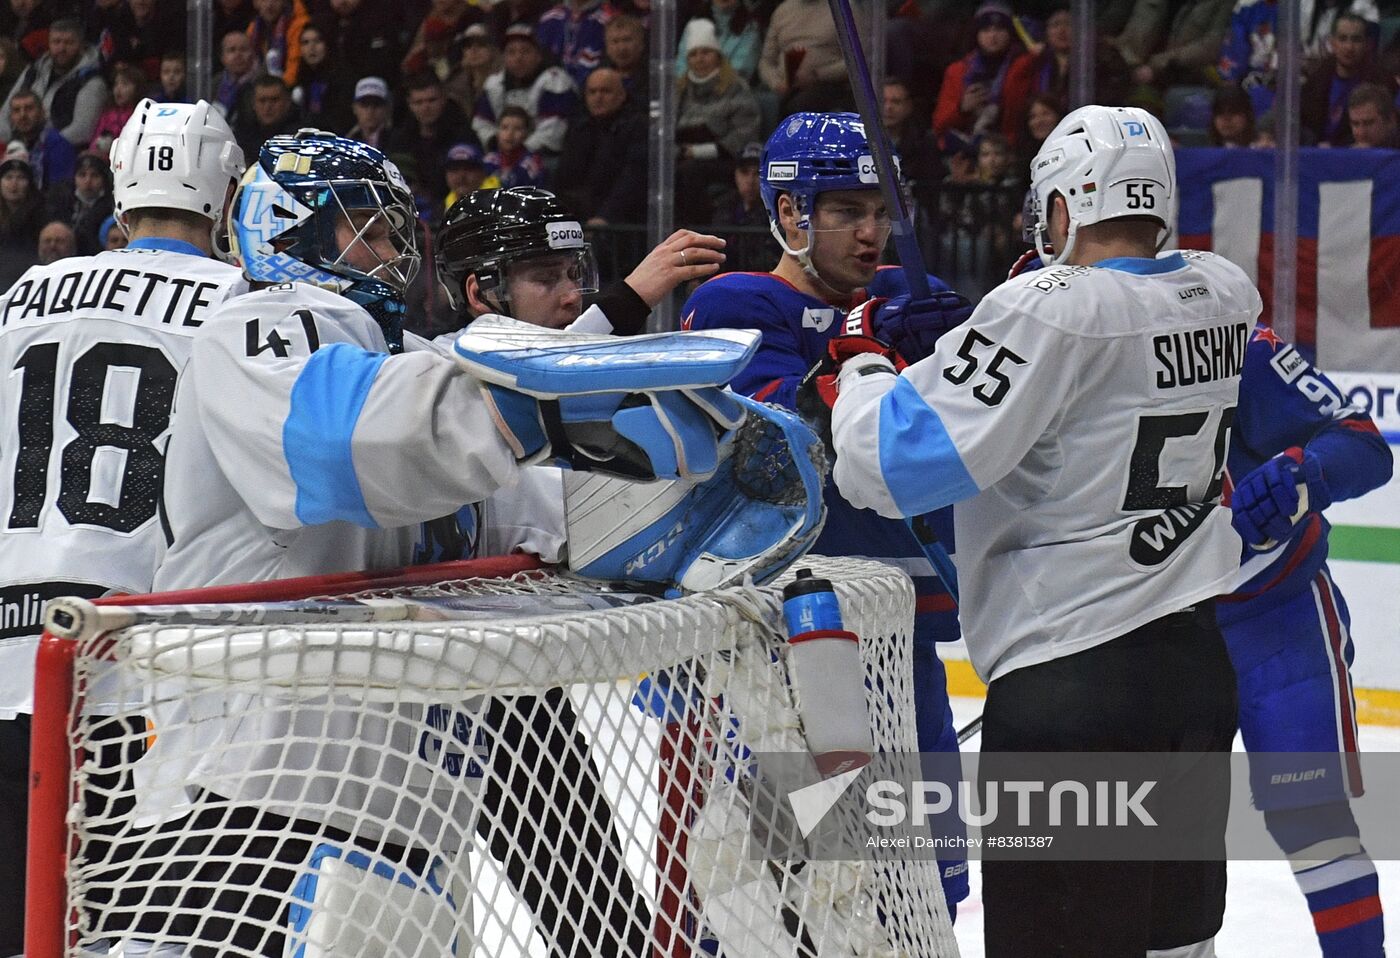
[287,843,458,957]
[453,315,761,396]
[564,395,828,593]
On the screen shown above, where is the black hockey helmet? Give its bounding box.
[435,186,598,311]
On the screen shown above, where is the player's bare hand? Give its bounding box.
[624,229,727,307]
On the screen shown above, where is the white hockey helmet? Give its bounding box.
[1025,104,1175,266]
[110,99,245,241]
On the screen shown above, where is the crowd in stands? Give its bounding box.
[4,0,1400,297]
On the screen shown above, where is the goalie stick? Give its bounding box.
[825,0,959,603]
[44,596,446,642]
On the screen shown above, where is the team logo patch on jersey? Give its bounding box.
[1270,345,1308,384]
[802,307,836,333]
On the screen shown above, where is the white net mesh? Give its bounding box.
[50,556,959,958]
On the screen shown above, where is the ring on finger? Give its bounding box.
[679,249,689,266]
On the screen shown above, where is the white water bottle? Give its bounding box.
[781,569,874,777]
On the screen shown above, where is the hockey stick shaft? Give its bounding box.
[956,715,982,745]
[44,596,424,643]
[825,0,961,603]
[825,0,929,299]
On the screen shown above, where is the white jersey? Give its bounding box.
[139,283,527,835]
[153,284,519,591]
[832,250,1259,682]
[0,241,246,716]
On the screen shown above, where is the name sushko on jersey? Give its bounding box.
[831,249,1262,682]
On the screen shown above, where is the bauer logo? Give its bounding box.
[1033,149,1065,175]
[546,221,585,248]
[767,161,798,182]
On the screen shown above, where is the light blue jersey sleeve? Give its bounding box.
[191,286,519,531]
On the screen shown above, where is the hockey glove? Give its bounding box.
[1007,249,1044,280]
[796,335,904,449]
[1231,448,1333,549]
[846,292,975,363]
[564,395,827,593]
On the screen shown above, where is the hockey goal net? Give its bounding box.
[28,554,958,958]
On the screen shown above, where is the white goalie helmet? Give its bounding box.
[1025,104,1176,265]
[110,99,245,246]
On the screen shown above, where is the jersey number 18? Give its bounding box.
[9,341,177,533]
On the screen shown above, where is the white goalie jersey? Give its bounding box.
[0,243,246,715]
[832,250,1261,681]
[153,284,521,592]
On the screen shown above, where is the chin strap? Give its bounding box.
[768,221,856,302]
[1034,218,1079,267]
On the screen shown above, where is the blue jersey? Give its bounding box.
[684,265,971,910]
[682,267,961,643]
[1220,324,1394,624]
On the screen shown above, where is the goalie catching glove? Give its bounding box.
[564,395,827,594]
[455,317,759,481]
[1231,447,1331,549]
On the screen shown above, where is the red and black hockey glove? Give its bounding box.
[845,292,975,364]
[796,335,905,450]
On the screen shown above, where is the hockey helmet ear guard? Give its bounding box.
[1026,104,1176,265]
[435,187,595,312]
[228,130,421,349]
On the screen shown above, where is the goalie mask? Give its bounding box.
[1025,104,1176,266]
[229,130,422,351]
[435,186,599,316]
[759,112,901,285]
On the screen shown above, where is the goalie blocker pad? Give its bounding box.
[564,396,828,594]
[453,315,761,396]
[286,843,459,957]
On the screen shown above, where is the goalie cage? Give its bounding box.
[27,553,960,958]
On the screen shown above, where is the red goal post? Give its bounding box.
[27,554,958,958]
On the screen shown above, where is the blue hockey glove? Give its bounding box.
[844,292,975,363]
[1231,448,1332,549]
[481,384,745,482]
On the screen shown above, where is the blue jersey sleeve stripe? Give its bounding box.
[284,343,388,528]
[877,377,979,515]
